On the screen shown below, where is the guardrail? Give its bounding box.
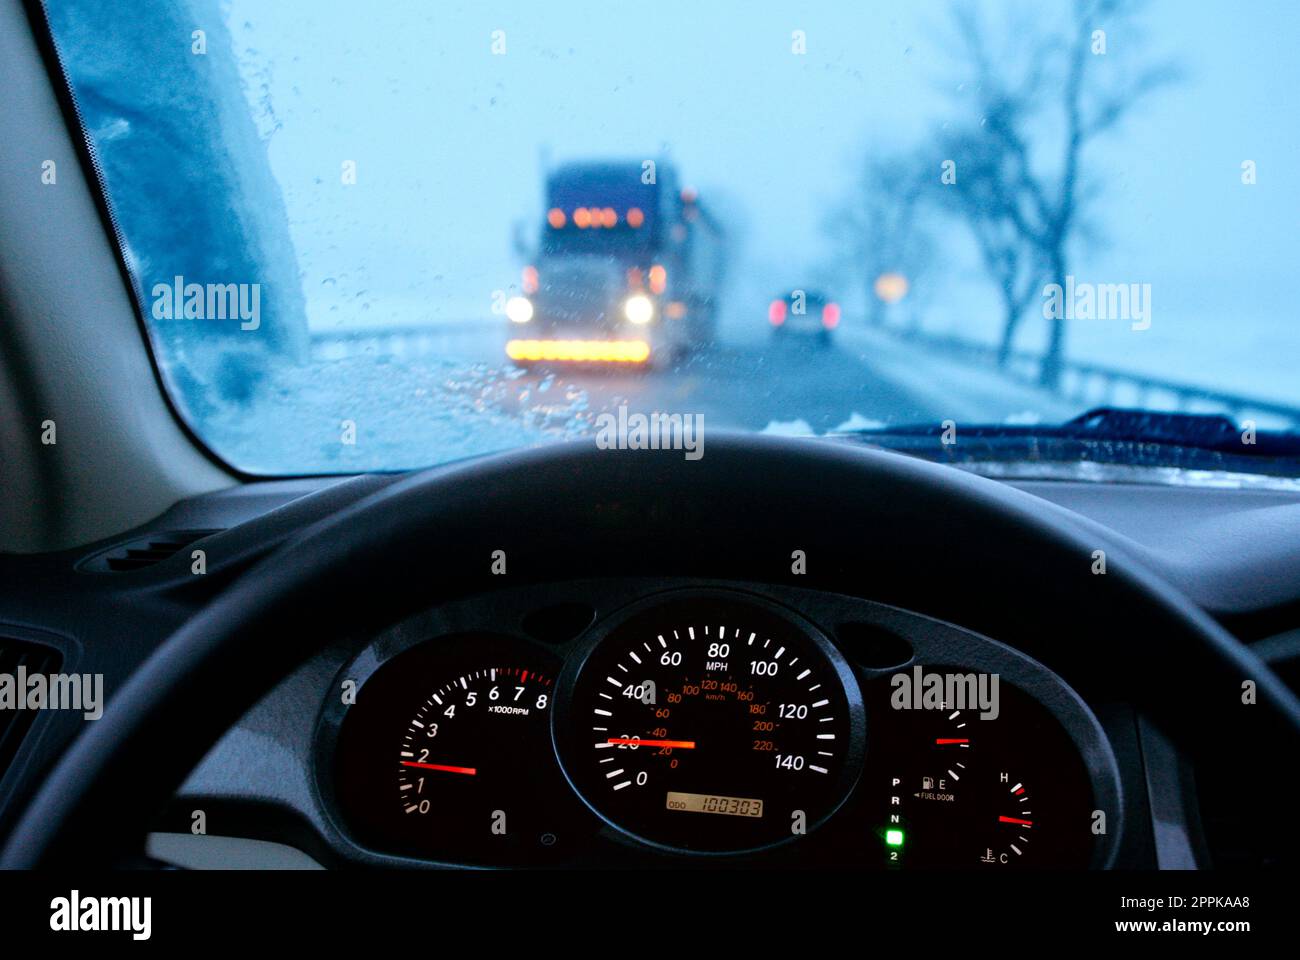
[310,320,492,362]
[887,327,1300,431]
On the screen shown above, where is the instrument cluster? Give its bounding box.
[320,584,1120,868]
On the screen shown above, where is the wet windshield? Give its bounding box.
[43,0,1300,475]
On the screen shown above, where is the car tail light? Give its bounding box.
[769,300,787,326]
[522,265,539,294]
[822,302,841,329]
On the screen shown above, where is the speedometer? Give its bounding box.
[554,592,865,853]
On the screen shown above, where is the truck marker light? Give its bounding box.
[506,339,650,363]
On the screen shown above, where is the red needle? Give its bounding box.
[605,738,697,749]
[401,761,477,775]
[999,816,1034,826]
[935,738,970,744]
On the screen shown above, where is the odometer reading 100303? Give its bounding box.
[554,593,865,853]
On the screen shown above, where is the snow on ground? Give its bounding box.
[838,326,1082,425]
[187,308,1293,475]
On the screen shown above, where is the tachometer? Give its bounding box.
[397,665,554,822]
[554,592,865,853]
[332,635,585,863]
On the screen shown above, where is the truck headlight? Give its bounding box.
[624,294,654,325]
[506,296,534,324]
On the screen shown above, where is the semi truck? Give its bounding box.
[504,160,726,367]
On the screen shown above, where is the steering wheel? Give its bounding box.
[4,435,1298,867]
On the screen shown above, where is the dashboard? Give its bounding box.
[5,443,1299,873]
[317,579,1120,868]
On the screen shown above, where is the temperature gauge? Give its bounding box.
[872,669,1096,869]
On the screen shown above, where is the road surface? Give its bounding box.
[321,319,1081,434]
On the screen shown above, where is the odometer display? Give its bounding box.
[666,792,764,818]
[555,593,865,853]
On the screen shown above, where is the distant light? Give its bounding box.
[681,187,697,203]
[547,208,566,229]
[665,301,687,319]
[822,302,841,329]
[626,266,644,289]
[648,265,667,295]
[505,296,533,324]
[521,266,539,294]
[885,829,904,847]
[574,207,592,229]
[768,299,787,326]
[624,294,654,325]
[602,207,618,228]
[506,339,650,363]
[874,272,909,304]
[627,207,645,228]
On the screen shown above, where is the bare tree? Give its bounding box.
[945,0,1178,386]
[934,124,1044,367]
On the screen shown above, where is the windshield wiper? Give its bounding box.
[833,407,1300,474]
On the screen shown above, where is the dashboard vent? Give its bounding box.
[80,529,220,573]
[0,637,62,783]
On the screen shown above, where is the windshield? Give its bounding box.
[42,0,1300,475]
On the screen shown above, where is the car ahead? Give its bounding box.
[768,289,840,344]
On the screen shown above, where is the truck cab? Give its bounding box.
[505,160,725,367]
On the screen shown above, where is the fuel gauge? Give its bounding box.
[872,670,1096,869]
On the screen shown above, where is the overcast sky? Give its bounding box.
[227,0,1300,398]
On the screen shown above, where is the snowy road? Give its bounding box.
[226,318,1094,473]
[337,318,1083,434]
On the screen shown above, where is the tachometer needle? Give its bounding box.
[935,738,970,745]
[401,761,477,775]
[998,816,1033,826]
[605,738,696,749]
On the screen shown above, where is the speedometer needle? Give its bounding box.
[401,761,478,775]
[605,738,697,749]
